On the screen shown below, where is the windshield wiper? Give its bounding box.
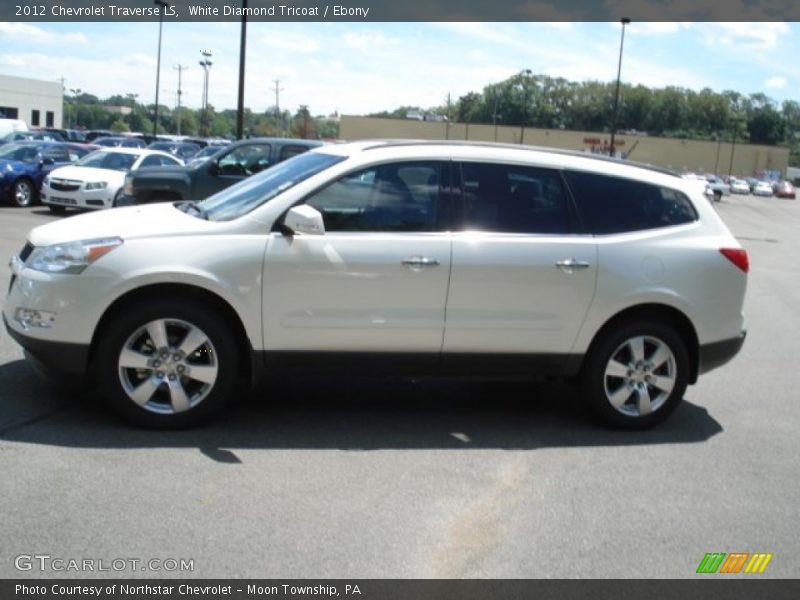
[177,200,208,220]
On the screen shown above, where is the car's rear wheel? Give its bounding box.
[583,320,689,429]
[13,178,36,207]
[95,300,239,428]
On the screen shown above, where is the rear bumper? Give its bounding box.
[698,330,746,375]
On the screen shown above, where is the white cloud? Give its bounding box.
[0,23,87,44]
[545,22,574,30]
[260,32,319,53]
[765,76,787,89]
[341,32,396,50]
[628,22,692,35]
[709,22,790,49]
[434,23,518,46]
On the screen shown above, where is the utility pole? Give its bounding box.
[445,92,452,140]
[57,77,66,127]
[174,64,187,135]
[272,79,284,133]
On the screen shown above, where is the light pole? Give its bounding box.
[69,87,81,128]
[609,17,631,158]
[519,68,532,145]
[236,0,248,140]
[728,118,744,177]
[199,50,213,137]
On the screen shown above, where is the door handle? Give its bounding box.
[402,256,440,268]
[555,258,591,270]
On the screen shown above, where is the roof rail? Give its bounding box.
[356,139,680,178]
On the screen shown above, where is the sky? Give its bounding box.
[0,21,797,116]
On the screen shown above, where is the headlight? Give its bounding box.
[85,181,108,190]
[28,237,123,274]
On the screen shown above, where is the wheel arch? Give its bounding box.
[584,303,700,384]
[89,283,255,384]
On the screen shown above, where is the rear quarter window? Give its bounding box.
[563,170,698,234]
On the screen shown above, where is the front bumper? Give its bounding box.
[3,312,90,377]
[41,184,112,210]
[698,330,746,375]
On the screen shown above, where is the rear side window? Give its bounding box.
[459,162,570,234]
[563,171,698,234]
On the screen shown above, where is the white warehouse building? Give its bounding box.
[0,74,63,129]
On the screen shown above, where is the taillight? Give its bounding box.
[720,248,749,273]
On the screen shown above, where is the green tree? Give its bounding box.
[110,118,130,133]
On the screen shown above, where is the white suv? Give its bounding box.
[3,141,748,429]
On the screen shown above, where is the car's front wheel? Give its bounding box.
[583,321,689,429]
[95,300,239,428]
[13,178,36,207]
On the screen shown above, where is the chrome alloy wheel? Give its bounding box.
[117,318,218,415]
[602,335,677,418]
[14,180,33,207]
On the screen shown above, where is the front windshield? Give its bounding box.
[75,150,138,171]
[201,152,344,221]
[0,143,45,163]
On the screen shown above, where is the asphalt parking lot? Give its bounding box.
[0,194,798,579]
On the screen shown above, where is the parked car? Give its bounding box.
[704,175,730,201]
[40,148,183,213]
[729,179,750,194]
[92,136,147,149]
[122,138,322,205]
[42,128,86,142]
[5,141,748,430]
[0,141,92,207]
[83,130,115,142]
[2,130,64,143]
[773,180,796,199]
[146,141,201,161]
[752,181,773,197]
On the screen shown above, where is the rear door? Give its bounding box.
[443,161,597,362]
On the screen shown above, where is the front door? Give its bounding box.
[262,160,453,357]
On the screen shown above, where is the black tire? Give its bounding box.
[48,205,67,215]
[713,190,722,202]
[94,299,240,428]
[13,178,36,207]
[112,189,123,208]
[582,320,689,430]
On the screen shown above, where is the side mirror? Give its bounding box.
[40,157,55,167]
[283,205,325,236]
[207,161,219,175]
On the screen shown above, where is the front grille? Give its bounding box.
[49,179,82,192]
[19,242,33,262]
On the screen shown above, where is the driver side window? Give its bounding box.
[306,161,444,232]
[217,144,272,176]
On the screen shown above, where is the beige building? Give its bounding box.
[340,116,789,177]
[0,74,63,129]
